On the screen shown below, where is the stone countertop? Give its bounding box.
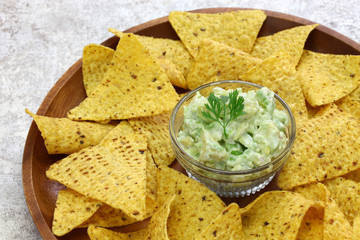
[1,0,359,239]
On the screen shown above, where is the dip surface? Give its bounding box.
[177,87,289,171]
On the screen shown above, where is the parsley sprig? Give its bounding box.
[202,90,245,139]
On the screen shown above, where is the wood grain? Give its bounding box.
[22,8,360,240]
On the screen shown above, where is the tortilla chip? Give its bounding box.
[128,111,175,166]
[46,133,148,220]
[169,10,266,57]
[194,203,242,240]
[87,225,148,240]
[324,199,353,240]
[156,57,187,89]
[241,50,307,121]
[82,44,114,95]
[25,109,115,154]
[293,182,353,240]
[297,50,360,107]
[241,191,315,239]
[147,194,176,240]
[156,166,226,240]
[108,28,193,79]
[296,205,324,240]
[186,39,261,90]
[145,150,157,206]
[336,86,360,119]
[80,204,138,229]
[52,189,102,236]
[343,169,360,182]
[67,33,179,122]
[250,24,318,66]
[293,182,329,202]
[99,121,135,147]
[323,177,360,226]
[80,152,157,228]
[87,195,175,240]
[277,104,360,190]
[353,216,360,240]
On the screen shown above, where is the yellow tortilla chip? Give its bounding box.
[250,24,318,66]
[87,195,175,240]
[46,133,148,220]
[109,28,193,79]
[147,194,175,240]
[297,50,360,107]
[323,177,360,226]
[169,10,266,56]
[145,150,157,206]
[157,166,226,240]
[293,182,353,240]
[82,44,114,96]
[194,203,242,240]
[353,216,360,240]
[278,104,360,190]
[343,169,360,182]
[25,109,115,154]
[186,39,261,90]
[241,50,308,121]
[87,225,148,240]
[296,205,324,240]
[80,204,138,229]
[128,111,175,166]
[336,86,360,119]
[80,152,157,228]
[67,33,179,122]
[241,191,315,239]
[155,57,187,89]
[52,189,102,236]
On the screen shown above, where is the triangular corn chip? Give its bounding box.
[297,205,324,240]
[156,166,226,240]
[194,203,242,240]
[241,191,316,239]
[336,86,360,119]
[186,39,261,90]
[293,182,352,240]
[67,33,179,122]
[353,217,360,240]
[108,28,193,79]
[25,109,114,154]
[277,104,360,190]
[323,177,360,226]
[87,225,148,240]
[241,50,307,122]
[155,57,187,89]
[250,24,318,66]
[46,133,148,220]
[169,10,266,56]
[297,50,360,107]
[52,189,102,236]
[80,143,157,228]
[128,111,175,166]
[82,44,114,95]
[87,195,176,240]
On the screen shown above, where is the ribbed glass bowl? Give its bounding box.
[169,80,296,197]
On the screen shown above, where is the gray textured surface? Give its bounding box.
[1,0,359,239]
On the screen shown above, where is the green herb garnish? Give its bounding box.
[202,90,245,139]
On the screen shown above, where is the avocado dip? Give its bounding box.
[177,87,289,171]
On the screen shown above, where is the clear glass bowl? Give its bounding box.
[169,80,296,197]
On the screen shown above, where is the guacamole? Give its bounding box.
[177,87,289,171]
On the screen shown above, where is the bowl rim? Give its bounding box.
[169,80,296,175]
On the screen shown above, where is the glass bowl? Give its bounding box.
[169,80,296,197]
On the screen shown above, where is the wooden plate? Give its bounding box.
[22,8,360,240]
